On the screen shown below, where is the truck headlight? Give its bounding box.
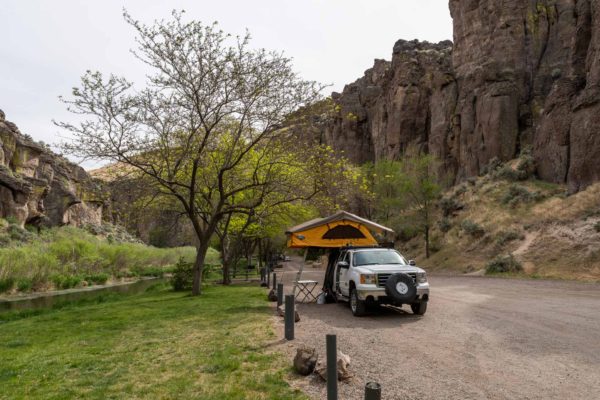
[359,274,376,284]
[416,272,427,284]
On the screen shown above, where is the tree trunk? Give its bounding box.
[257,239,263,269]
[424,226,430,259]
[221,236,231,285]
[192,241,210,296]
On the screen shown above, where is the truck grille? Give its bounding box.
[377,273,416,287]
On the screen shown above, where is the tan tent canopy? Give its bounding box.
[285,210,393,248]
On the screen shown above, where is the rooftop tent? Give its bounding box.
[285,210,393,249]
[286,211,393,301]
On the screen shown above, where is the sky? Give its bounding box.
[0,0,452,168]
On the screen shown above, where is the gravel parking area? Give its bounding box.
[273,258,600,400]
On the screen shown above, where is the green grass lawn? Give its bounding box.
[0,284,306,400]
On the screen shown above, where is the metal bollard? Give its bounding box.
[284,295,294,340]
[364,382,381,400]
[272,272,277,290]
[277,283,284,308]
[326,334,338,400]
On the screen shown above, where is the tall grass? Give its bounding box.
[0,225,208,293]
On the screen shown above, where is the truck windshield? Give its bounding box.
[353,250,407,266]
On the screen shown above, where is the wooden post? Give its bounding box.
[284,295,294,340]
[326,334,338,400]
[272,272,277,290]
[364,382,381,400]
[277,283,283,308]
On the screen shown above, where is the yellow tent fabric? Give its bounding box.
[285,211,393,248]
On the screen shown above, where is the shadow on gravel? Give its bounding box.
[295,302,423,329]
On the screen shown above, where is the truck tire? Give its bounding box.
[411,301,427,315]
[385,273,417,304]
[350,288,367,317]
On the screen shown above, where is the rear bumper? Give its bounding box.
[356,282,429,303]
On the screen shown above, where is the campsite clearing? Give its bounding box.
[276,259,600,400]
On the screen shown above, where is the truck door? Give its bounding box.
[336,251,351,297]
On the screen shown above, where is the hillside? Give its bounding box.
[407,156,600,281]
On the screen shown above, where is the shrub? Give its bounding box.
[428,240,441,254]
[496,230,524,246]
[134,266,166,278]
[501,184,544,207]
[485,254,523,274]
[438,218,452,233]
[454,184,468,196]
[5,216,19,225]
[516,153,535,178]
[202,264,221,281]
[396,225,420,242]
[440,197,463,217]
[84,273,109,285]
[7,224,33,242]
[0,277,15,293]
[16,278,33,292]
[51,274,82,290]
[171,258,194,291]
[0,233,11,246]
[480,157,502,175]
[493,165,525,181]
[461,219,485,238]
[487,149,536,182]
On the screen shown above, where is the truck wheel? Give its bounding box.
[350,288,367,317]
[411,301,427,315]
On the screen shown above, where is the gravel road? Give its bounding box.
[272,259,600,400]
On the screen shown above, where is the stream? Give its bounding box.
[0,277,165,312]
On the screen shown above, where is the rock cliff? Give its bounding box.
[0,110,107,228]
[324,0,600,192]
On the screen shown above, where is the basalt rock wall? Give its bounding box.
[0,109,107,228]
[325,0,600,192]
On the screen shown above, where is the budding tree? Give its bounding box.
[56,10,324,295]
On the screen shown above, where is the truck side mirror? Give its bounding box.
[408,260,416,266]
[338,261,349,269]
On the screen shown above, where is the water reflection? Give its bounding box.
[0,278,164,312]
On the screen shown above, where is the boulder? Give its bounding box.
[277,306,300,322]
[293,346,318,375]
[315,350,351,381]
[267,289,278,302]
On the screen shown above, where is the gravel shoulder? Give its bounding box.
[272,259,600,400]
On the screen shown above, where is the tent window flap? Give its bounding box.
[322,224,366,239]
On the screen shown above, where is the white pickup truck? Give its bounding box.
[331,247,429,316]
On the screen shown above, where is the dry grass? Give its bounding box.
[409,176,600,282]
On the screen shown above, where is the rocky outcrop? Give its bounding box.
[324,0,600,192]
[451,0,600,192]
[321,40,456,172]
[0,110,106,228]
